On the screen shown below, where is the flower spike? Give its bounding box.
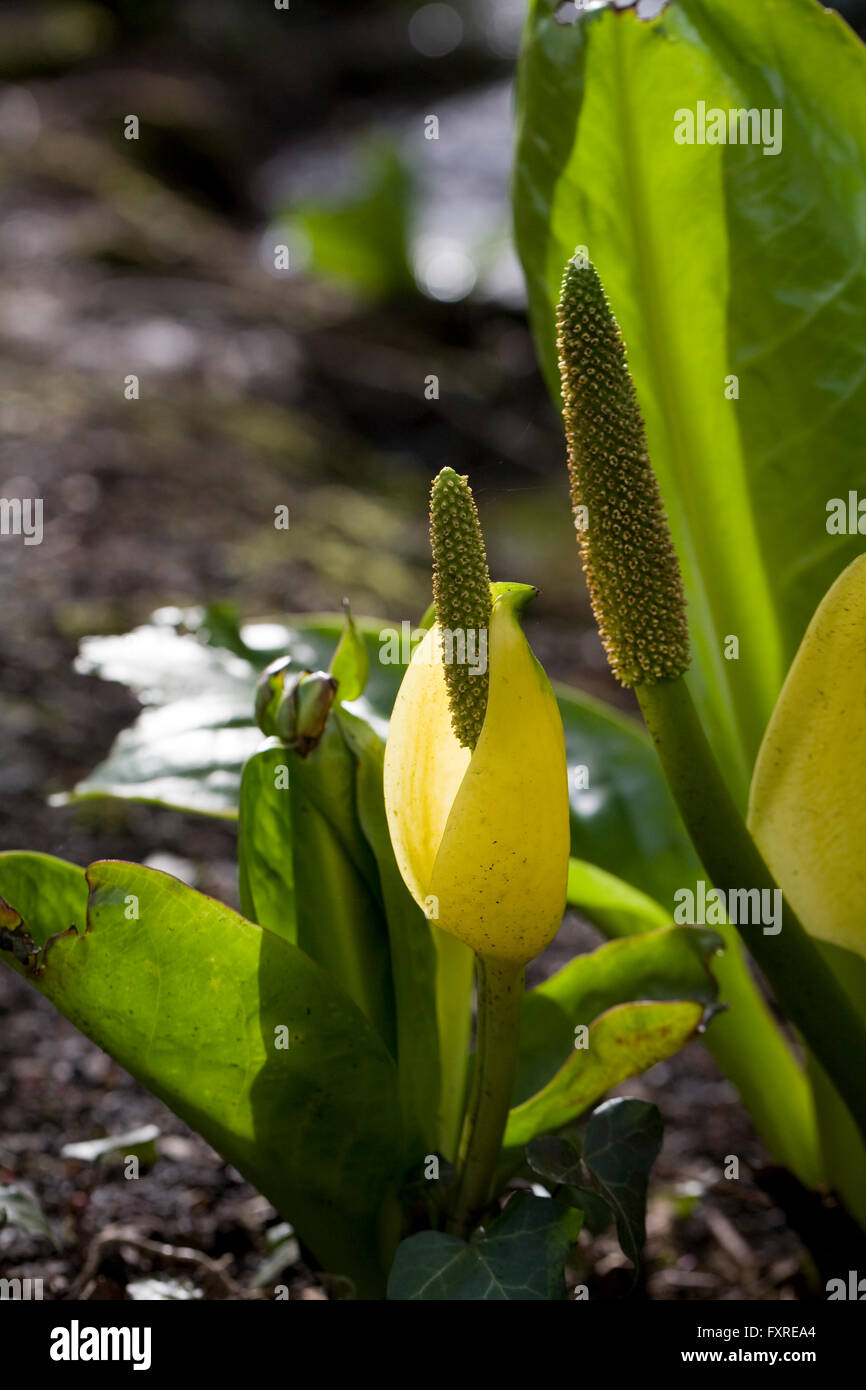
[429,467,492,747]
[557,256,690,686]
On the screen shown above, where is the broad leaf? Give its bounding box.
[337,709,445,1161]
[62,606,397,818]
[284,718,396,1055]
[240,710,442,1157]
[567,858,669,939]
[237,742,297,942]
[387,1191,582,1301]
[566,859,821,1187]
[525,1136,611,1235]
[515,923,721,1104]
[504,999,703,1155]
[0,852,402,1297]
[515,0,866,803]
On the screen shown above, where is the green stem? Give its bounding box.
[637,677,866,1145]
[432,925,475,1162]
[448,955,524,1237]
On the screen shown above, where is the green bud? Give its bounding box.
[284,671,338,755]
[429,467,492,749]
[557,256,690,687]
[254,660,337,756]
[254,657,298,737]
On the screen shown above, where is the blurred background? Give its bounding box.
[0,0,624,880]
[1,0,865,1300]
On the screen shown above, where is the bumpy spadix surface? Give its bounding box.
[429,467,492,749]
[557,258,690,687]
[384,585,569,964]
[748,554,866,960]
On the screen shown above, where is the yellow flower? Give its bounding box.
[384,583,570,964]
[748,552,866,1230]
[749,552,866,963]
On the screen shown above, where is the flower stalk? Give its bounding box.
[447,956,524,1236]
[557,252,866,1148]
[637,677,866,1145]
[385,467,570,1216]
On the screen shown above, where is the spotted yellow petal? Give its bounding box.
[383,625,471,910]
[748,553,866,959]
[429,586,570,963]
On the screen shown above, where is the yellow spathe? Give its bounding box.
[384,584,570,964]
[748,554,866,960]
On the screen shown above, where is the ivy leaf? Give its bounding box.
[387,1192,582,1301]
[582,1097,663,1271]
[526,1136,612,1235]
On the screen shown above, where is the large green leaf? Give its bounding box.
[515,922,720,1105]
[237,743,296,942]
[62,607,367,818]
[515,0,866,803]
[281,716,396,1052]
[387,1192,582,1301]
[566,859,821,1187]
[239,713,443,1159]
[0,852,402,1297]
[337,709,446,1163]
[567,858,670,939]
[504,999,704,1156]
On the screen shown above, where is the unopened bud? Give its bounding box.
[281,671,338,755]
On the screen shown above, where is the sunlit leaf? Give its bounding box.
[329,602,370,704]
[515,923,720,1105]
[504,999,703,1155]
[515,0,866,803]
[0,852,402,1297]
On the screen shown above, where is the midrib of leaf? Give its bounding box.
[600,9,784,792]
